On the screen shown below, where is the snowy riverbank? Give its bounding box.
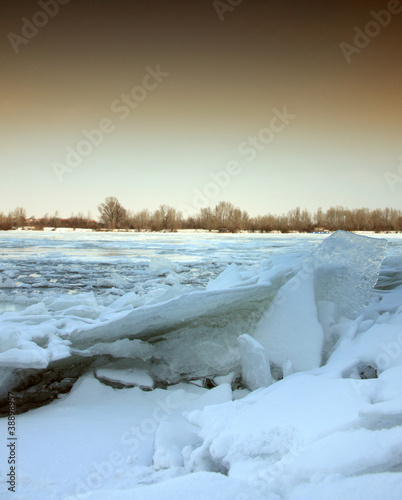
[0,231,402,499]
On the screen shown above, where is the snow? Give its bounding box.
[0,230,402,499]
[288,473,402,500]
[64,471,270,500]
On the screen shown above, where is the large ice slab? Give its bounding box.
[253,231,387,372]
[253,262,324,372]
[312,231,387,319]
[69,284,276,349]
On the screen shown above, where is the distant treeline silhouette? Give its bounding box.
[1,199,402,233]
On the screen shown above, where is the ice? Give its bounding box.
[0,345,49,368]
[47,292,98,311]
[253,231,387,373]
[96,365,154,389]
[69,284,275,349]
[0,231,389,383]
[72,338,155,360]
[238,334,272,390]
[313,231,387,319]
[148,257,181,276]
[205,263,244,291]
[1,231,401,500]
[97,273,128,288]
[253,257,324,372]
[0,276,16,288]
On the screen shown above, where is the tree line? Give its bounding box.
[1,198,402,233]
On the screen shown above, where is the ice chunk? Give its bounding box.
[107,292,136,310]
[0,277,16,288]
[0,326,20,353]
[96,366,154,389]
[149,257,181,275]
[20,302,48,315]
[97,272,128,288]
[238,334,272,390]
[60,305,100,319]
[206,263,244,291]
[253,231,387,373]
[313,231,387,320]
[145,283,195,305]
[0,346,49,368]
[253,261,324,372]
[48,292,98,311]
[73,338,155,360]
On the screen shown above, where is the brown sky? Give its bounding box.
[1,0,401,217]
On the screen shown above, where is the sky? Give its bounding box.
[1,0,401,219]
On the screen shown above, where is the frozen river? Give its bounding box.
[1,231,401,304]
[1,230,402,500]
[0,231,328,307]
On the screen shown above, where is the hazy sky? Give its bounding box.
[1,0,401,218]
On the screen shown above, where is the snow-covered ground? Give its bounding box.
[1,230,402,499]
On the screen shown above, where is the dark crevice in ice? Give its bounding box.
[0,355,111,416]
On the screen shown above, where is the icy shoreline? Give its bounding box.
[1,231,402,499]
[8,227,402,235]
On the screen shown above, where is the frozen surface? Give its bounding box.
[1,230,402,499]
[64,471,270,500]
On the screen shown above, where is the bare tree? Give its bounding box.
[199,207,216,231]
[153,204,180,231]
[98,197,127,229]
[0,212,13,230]
[12,207,26,227]
[214,201,234,229]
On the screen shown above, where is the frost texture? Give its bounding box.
[312,230,387,319]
